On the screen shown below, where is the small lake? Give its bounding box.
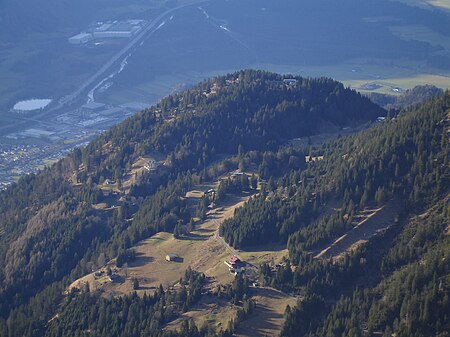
[13,99,52,111]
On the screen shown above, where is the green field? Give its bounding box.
[389,24,450,49]
[391,0,450,10]
[253,60,450,95]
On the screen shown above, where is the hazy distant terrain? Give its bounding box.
[1,0,449,114]
[0,0,167,112]
[105,0,450,102]
[0,0,449,187]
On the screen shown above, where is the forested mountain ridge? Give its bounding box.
[76,70,383,181]
[23,91,448,337]
[0,70,385,336]
[0,68,447,336]
[215,91,448,336]
[221,90,448,250]
[313,196,449,337]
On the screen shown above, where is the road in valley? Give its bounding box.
[58,3,203,108]
[0,1,207,134]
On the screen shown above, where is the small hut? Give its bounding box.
[166,253,180,262]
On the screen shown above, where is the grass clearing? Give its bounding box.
[164,295,237,332]
[68,193,251,297]
[314,199,402,261]
[239,243,288,269]
[122,154,165,193]
[235,287,298,337]
[429,0,450,9]
[67,175,298,337]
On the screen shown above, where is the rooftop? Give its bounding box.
[82,102,106,110]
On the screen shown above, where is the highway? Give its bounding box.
[58,1,207,108]
[0,1,207,134]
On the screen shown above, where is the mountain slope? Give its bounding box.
[252,92,449,337]
[0,70,384,336]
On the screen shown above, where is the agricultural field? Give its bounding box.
[390,0,450,10]
[256,61,450,96]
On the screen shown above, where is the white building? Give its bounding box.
[81,102,106,111]
[69,33,93,45]
[93,31,133,39]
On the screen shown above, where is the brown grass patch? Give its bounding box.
[164,295,237,332]
[68,194,250,297]
[235,287,297,337]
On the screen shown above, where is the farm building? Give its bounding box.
[69,33,93,44]
[166,253,180,262]
[230,255,244,268]
[224,255,244,272]
[81,102,105,111]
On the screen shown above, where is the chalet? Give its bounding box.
[105,179,115,185]
[224,255,244,271]
[283,78,298,86]
[230,255,240,264]
[166,253,180,262]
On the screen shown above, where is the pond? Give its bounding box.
[13,99,52,111]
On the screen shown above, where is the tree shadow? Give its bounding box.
[129,253,154,267]
[109,274,125,284]
[193,228,215,234]
[179,233,209,241]
[137,285,157,290]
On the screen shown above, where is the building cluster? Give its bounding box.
[69,19,147,45]
[0,143,77,190]
[2,100,148,189]
[224,255,244,275]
